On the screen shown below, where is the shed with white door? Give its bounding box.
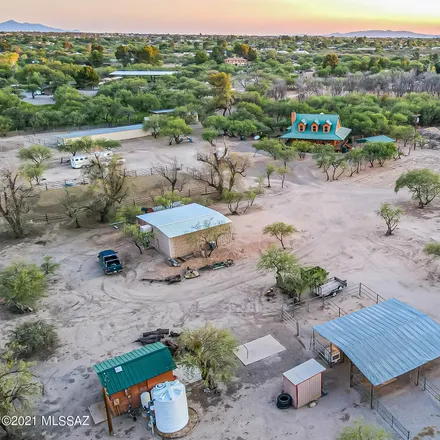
[282,359,325,409]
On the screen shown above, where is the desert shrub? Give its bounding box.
[7,321,58,360]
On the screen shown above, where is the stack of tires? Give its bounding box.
[276,393,292,410]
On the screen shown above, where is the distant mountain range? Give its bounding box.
[329,30,440,38]
[0,20,79,32]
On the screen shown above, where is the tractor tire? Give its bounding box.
[277,393,292,409]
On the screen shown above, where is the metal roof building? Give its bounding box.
[313,299,440,386]
[357,135,396,144]
[109,70,177,77]
[93,343,176,396]
[55,124,146,145]
[137,204,232,258]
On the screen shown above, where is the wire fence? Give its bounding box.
[42,164,187,190]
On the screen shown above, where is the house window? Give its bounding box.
[311,124,318,132]
[323,125,330,133]
[298,124,305,132]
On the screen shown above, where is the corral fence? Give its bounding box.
[410,370,440,403]
[351,366,411,440]
[371,394,411,440]
[282,283,410,439]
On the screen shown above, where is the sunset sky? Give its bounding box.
[2,0,440,34]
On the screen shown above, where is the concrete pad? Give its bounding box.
[88,402,107,425]
[234,335,286,366]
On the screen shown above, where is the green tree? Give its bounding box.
[391,125,416,155]
[222,189,243,215]
[0,262,46,308]
[0,115,12,136]
[17,145,52,165]
[210,46,225,64]
[194,50,209,64]
[59,136,95,156]
[40,256,59,276]
[395,169,440,208]
[161,117,192,145]
[89,50,104,67]
[75,66,99,88]
[7,321,58,360]
[121,223,153,254]
[59,189,89,228]
[323,53,339,69]
[115,45,132,66]
[277,166,288,188]
[377,203,403,236]
[263,221,295,249]
[279,147,297,168]
[338,420,391,440]
[229,120,257,139]
[85,156,129,222]
[345,147,365,176]
[115,204,143,225]
[258,245,299,287]
[179,325,238,390]
[154,191,191,209]
[266,163,276,187]
[0,169,37,238]
[209,72,234,116]
[254,139,283,160]
[202,128,219,146]
[20,163,45,187]
[0,356,41,437]
[143,115,163,138]
[136,45,162,64]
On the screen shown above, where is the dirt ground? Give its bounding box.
[1,142,440,439]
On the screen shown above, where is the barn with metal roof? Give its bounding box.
[137,203,232,258]
[312,299,440,388]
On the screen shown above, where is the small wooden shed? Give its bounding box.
[282,359,325,409]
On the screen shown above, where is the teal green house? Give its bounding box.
[281,112,352,151]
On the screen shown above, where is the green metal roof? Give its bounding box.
[280,113,351,141]
[93,343,176,395]
[357,135,396,143]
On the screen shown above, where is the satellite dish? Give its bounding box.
[254,135,260,140]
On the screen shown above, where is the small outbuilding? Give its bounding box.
[93,343,176,416]
[283,359,326,408]
[137,203,232,258]
[56,123,148,146]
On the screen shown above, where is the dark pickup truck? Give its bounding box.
[98,250,123,274]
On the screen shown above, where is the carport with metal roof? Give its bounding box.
[312,299,440,406]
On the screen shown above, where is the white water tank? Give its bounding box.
[152,381,189,433]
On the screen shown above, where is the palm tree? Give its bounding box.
[178,325,238,390]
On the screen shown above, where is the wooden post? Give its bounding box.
[370,383,374,409]
[349,361,354,387]
[416,366,420,386]
[329,342,333,368]
[103,387,114,435]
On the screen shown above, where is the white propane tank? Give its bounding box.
[140,391,151,410]
[140,224,153,233]
[152,381,189,434]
